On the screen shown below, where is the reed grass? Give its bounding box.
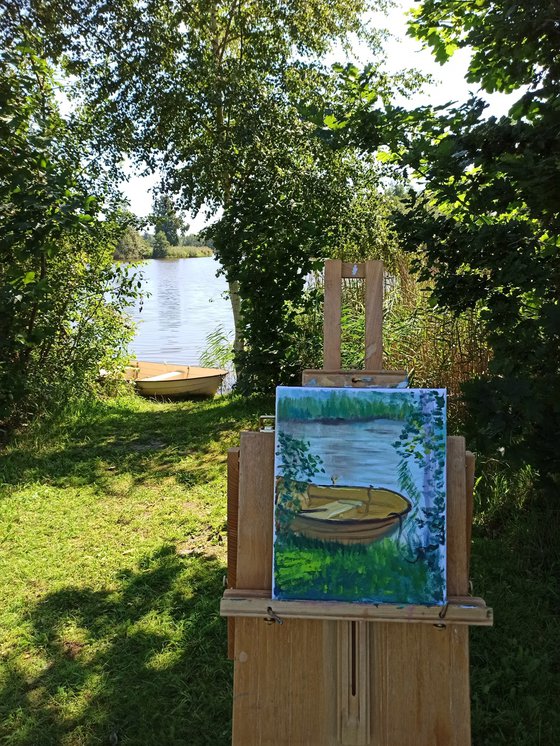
[291,262,490,428]
[164,246,213,258]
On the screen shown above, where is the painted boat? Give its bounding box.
[125,361,227,398]
[291,485,412,545]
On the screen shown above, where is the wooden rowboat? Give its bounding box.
[290,484,412,545]
[125,361,227,398]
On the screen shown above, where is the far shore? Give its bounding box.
[163,245,214,258]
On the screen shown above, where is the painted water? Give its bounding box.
[127,257,234,365]
[279,418,423,496]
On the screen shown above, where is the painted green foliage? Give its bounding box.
[393,391,446,585]
[275,432,326,533]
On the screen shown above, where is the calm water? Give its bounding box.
[128,257,234,365]
[279,418,423,497]
[282,419,404,492]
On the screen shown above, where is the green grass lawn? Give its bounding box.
[0,393,269,745]
[0,393,558,744]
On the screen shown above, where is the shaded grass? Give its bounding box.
[0,393,271,745]
[0,393,558,744]
[470,487,560,746]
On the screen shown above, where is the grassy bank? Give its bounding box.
[164,246,213,258]
[0,394,558,744]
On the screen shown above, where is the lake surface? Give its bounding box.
[128,257,234,365]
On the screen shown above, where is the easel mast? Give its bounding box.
[223,260,491,745]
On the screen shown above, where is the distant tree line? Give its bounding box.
[113,195,213,261]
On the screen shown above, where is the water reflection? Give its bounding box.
[128,257,234,365]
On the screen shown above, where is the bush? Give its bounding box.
[114,226,150,261]
[0,44,140,429]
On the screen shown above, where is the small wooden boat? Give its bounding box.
[291,484,412,545]
[125,361,227,398]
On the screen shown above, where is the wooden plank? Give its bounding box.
[227,447,240,660]
[447,436,468,596]
[302,370,407,388]
[341,261,366,279]
[465,451,476,580]
[221,592,493,627]
[324,259,342,368]
[232,431,337,745]
[365,260,384,369]
[236,431,274,590]
[233,618,336,745]
[372,623,471,745]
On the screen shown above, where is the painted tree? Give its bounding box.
[393,391,446,584]
[275,432,325,534]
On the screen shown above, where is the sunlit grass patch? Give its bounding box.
[0,392,270,745]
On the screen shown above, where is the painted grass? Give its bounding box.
[0,394,558,744]
[274,534,436,604]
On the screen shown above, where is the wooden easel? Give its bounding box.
[222,260,491,745]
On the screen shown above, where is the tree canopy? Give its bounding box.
[320,1,560,492]
[3,0,393,377]
[406,0,560,494]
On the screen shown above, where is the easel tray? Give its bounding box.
[221,588,493,627]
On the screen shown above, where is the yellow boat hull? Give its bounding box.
[291,485,411,545]
[125,362,227,398]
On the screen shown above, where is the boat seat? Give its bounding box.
[141,371,185,381]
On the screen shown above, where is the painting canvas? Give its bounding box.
[273,387,447,605]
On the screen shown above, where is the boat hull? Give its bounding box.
[291,485,411,545]
[125,362,227,398]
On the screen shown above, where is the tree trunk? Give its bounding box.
[229,278,243,355]
[211,1,244,367]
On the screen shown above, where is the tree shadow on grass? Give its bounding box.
[0,394,272,490]
[0,545,232,746]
